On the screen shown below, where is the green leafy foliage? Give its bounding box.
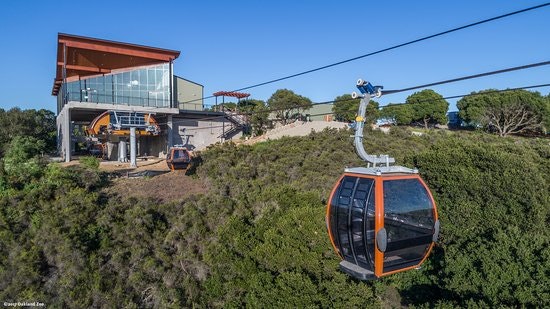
[79,156,100,170]
[380,103,414,125]
[219,102,237,110]
[395,135,550,307]
[197,128,549,307]
[365,100,380,125]
[545,94,550,132]
[267,89,313,124]
[380,89,448,128]
[200,185,379,307]
[457,89,549,136]
[1,136,47,190]
[332,94,359,122]
[0,108,56,155]
[238,99,272,136]
[1,122,548,308]
[406,89,449,128]
[332,94,379,124]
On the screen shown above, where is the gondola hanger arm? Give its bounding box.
[351,79,395,167]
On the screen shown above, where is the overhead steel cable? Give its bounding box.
[159,60,550,125]
[178,3,550,105]
[169,82,550,131]
[379,83,550,108]
[157,82,550,127]
[382,61,550,95]
[288,83,550,120]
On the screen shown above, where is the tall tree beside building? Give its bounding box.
[267,89,312,125]
[457,89,548,136]
[238,99,271,136]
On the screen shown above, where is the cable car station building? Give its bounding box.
[53,33,243,163]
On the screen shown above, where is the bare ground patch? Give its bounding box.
[98,159,209,203]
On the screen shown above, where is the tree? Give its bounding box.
[457,89,548,136]
[332,94,379,124]
[544,94,550,133]
[220,102,237,111]
[332,94,358,122]
[1,136,47,189]
[365,100,380,125]
[267,89,312,125]
[483,104,541,137]
[380,103,414,125]
[406,89,449,129]
[239,99,271,136]
[0,108,56,154]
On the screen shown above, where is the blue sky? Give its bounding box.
[0,1,548,112]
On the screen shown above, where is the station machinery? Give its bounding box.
[85,111,160,165]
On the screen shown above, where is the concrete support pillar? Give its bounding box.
[70,121,75,153]
[167,115,173,149]
[63,108,71,163]
[118,140,127,162]
[130,127,137,168]
[107,142,117,161]
[56,114,62,156]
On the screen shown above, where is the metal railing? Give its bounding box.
[64,91,171,108]
[62,91,210,112]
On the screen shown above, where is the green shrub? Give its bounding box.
[79,156,100,170]
[1,136,47,190]
[1,127,548,308]
[394,136,550,307]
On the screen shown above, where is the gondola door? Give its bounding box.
[377,176,438,276]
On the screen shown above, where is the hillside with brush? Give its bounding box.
[1,126,549,308]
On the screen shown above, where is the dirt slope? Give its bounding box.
[100,160,209,203]
[243,120,349,145]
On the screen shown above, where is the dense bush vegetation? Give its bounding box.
[0,108,56,155]
[1,127,549,307]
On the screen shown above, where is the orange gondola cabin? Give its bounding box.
[326,79,439,280]
[166,146,192,171]
[326,167,439,280]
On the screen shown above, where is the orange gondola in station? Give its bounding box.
[84,110,161,164]
[326,80,439,280]
[166,146,192,171]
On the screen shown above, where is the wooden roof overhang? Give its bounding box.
[52,33,180,95]
[213,91,251,99]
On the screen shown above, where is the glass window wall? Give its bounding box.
[60,63,171,108]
